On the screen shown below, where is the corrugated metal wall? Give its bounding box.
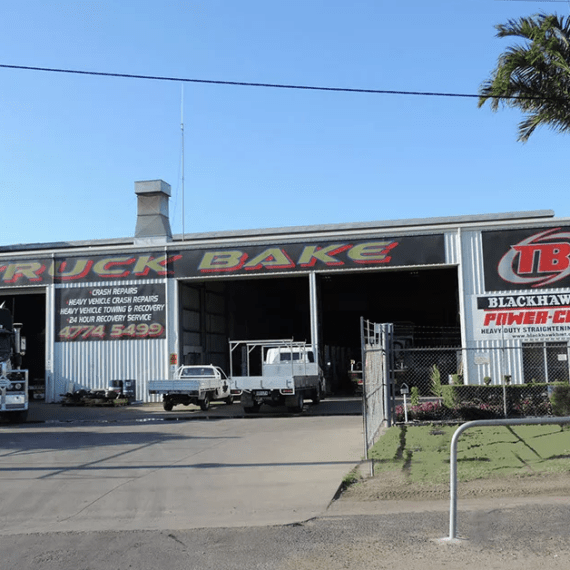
[461,230,486,295]
[51,279,169,402]
[460,229,525,384]
[456,337,524,386]
[444,230,460,265]
[54,338,166,401]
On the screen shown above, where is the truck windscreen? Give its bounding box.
[0,331,11,362]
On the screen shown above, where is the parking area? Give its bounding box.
[0,406,363,535]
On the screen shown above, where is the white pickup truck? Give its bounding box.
[229,339,325,413]
[148,365,235,411]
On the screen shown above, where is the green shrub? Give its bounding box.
[550,384,570,416]
[441,385,460,408]
[410,386,420,407]
[430,364,442,397]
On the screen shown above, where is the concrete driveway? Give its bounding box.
[0,413,363,535]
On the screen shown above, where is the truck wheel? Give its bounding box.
[312,386,321,405]
[287,393,304,413]
[224,396,234,405]
[163,400,174,412]
[200,395,211,411]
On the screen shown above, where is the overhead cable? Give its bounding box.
[0,63,565,101]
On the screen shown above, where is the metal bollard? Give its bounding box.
[447,416,570,541]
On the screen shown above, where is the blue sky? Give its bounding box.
[1,0,569,246]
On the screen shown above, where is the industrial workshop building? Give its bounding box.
[0,180,568,402]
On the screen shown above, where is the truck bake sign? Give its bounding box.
[0,234,445,286]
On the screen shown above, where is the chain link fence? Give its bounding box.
[360,320,570,447]
[360,319,392,452]
[393,344,570,423]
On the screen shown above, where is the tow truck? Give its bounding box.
[0,303,28,423]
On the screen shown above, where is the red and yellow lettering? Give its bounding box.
[90,325,106,339]
[199,251,247,273]
[2,262,46,283]
[243,248,295,271]
[122,324,137,337]
[298,244,351,267]
[51,259,93,281]
[110,324,123,338]
[347,241,398,264]
[133,254,181,276]
[148,323,163,336]
[92,257,136,278]
[58,326,72,340]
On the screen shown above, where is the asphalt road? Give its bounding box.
[0,407,363,535]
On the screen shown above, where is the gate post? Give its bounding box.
[381,323,393,427]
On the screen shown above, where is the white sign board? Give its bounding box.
[472,293,570,342]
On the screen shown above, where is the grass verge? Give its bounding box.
[368,423,570,484]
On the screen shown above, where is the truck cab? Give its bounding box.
[0,305,28,423]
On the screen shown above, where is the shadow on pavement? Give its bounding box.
[1,396,362,426]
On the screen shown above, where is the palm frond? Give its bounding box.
[479,13,570,142]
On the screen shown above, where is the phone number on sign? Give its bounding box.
[58,323,165,341]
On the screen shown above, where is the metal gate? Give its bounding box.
[360,318,393,454]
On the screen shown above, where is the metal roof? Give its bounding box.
[0,209,555,254]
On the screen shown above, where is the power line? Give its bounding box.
[0,62,565,101]
[0,63,479,98]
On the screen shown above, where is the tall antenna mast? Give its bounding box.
[181,84,185,240]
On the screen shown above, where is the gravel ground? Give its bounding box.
[2,502,570,570]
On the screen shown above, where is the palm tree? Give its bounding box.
[478,13,570,142]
